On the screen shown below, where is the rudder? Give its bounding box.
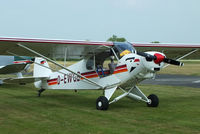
[34,57,52,77]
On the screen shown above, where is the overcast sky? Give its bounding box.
[0,0,199,43]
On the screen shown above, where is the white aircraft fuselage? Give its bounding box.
[34,52,165,91]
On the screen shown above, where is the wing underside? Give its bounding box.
[0,37,113,59]
[133,43,200,59]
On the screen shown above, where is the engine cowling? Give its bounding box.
[141,51,166,72]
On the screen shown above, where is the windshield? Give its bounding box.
[113,42,136,58]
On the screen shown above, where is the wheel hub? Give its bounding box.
[147,99,152,104]
[98,101,102,107]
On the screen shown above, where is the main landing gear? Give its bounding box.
[147,94,159,107]
[96,96,109,110]
[38,89,46,97]
[96,86,159,110]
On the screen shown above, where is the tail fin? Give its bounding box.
[34,57,52,77]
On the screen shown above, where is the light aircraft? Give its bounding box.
[0,37,199,110]
[0,55,34,84]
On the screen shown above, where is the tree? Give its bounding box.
[107,35,126,42]
[151,41,160,43]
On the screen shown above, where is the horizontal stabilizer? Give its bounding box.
[2,77,48,84]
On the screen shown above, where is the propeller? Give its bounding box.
[137,51,184,66]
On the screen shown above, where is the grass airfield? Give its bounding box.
[0,84,199,134]
[0,61,200,134]
[159,60,200,76]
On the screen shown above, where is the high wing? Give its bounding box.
[133,42,200,48]
[0,37,113,59]
[133,43,200,59]
[1,37,200,59]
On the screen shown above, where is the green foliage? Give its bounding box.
[107,35,126,42]
[151,41,160,43]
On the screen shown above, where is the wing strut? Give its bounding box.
[163,49,199,68]
[17,43,104,89]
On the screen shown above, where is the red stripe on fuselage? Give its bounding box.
[47,78,58,83]
[115,64,127,69]
[80,64,128,79]
[48,81,58,85]
[81,71,97,76]
[81,71,98,79]
[113,68,128,74]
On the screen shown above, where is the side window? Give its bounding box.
[86,56,94,70]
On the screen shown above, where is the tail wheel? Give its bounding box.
[147,94,159,107]
[96,96,109,110]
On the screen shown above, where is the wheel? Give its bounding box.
[147,94,159,107]
[96,96,109,110]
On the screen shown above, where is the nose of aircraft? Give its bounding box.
[137,51,184,66]
[154,53,165,64]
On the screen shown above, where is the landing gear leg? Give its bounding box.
[38,89,46,97]
[96,86,117,110]
[109,86,159,108]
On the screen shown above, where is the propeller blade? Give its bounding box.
[137,52,156,61]
[163,58,184,66]
[137,51,184,66]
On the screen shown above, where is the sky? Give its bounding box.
[0,0,200,43]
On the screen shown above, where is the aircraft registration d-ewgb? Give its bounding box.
[0,37,200,110]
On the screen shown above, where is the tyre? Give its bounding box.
[147,94,159,107]
[96,96,109,110]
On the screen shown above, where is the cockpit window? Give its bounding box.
[113,42,136,58]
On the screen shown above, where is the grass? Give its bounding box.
[0,84,199,134]
[158,60,200,76]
